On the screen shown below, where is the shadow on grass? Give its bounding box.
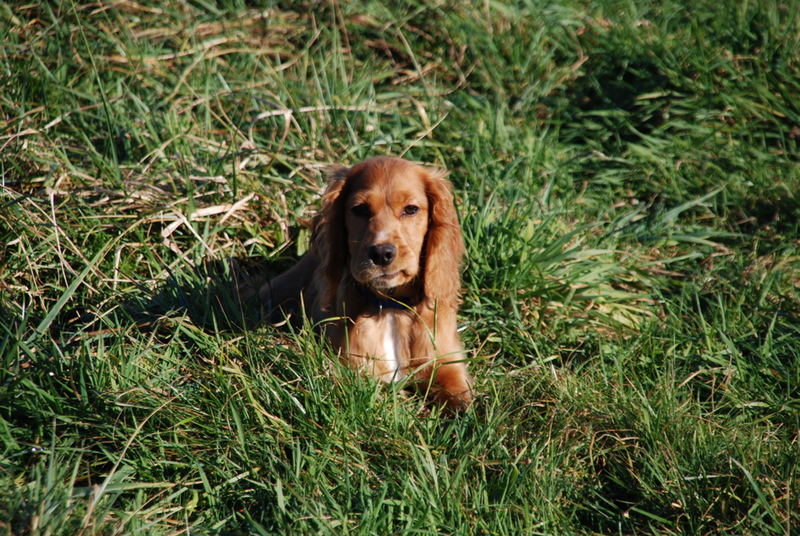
[123,256,296,334]
[5,255,295,357]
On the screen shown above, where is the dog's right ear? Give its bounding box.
[313,166,350,311]
[422,168,464,308]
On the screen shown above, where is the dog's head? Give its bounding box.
[315,157,463,307]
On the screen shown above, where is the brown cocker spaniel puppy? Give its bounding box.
[261,156,473,410]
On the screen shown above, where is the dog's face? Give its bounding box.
[342,159,431,294]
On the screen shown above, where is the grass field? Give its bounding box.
[1,0,799,534]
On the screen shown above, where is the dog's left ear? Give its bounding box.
[422,168,464,307]
[313,166,350,311]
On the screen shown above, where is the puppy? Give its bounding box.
[262,157,473,410]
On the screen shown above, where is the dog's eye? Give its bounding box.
[402,205,419,216]
[350,204,371,218]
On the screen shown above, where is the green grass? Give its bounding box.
[1,0,798,534]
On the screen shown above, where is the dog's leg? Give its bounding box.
[410,310,474,411]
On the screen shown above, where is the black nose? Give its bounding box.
[368,244,396,266]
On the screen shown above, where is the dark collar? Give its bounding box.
[356,284,417,311]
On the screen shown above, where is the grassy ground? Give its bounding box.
[1,0,799,534]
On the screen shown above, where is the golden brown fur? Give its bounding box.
[261,157,473,410]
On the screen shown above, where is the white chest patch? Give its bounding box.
[379,313,404,382]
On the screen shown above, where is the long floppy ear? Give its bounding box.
[423,167,464,307]
[313,166,350,311]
